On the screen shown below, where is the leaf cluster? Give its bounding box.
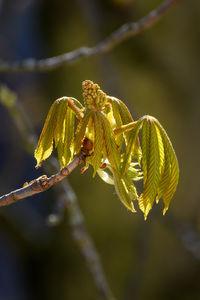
[34,80,179,219]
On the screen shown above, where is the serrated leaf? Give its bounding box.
[139,120,161,219]
[141,119,151,186]
[54,99,68,147]
[110,99,124,148]
[122,118,143,174]
[57,106,75,168]
[99,111,120,171]
[156,121,179,214]
[34,100,59,167]
[91,112,104,176]
[112,168,136,212]
[109,96,141,160]
[74,110,92,154]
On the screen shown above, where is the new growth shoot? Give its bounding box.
[35,80,179,219]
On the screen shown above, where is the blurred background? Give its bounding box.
[0,0,200,299]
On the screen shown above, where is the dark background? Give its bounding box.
[0,0,200,299]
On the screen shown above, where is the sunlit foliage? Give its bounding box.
[35,80,179,219]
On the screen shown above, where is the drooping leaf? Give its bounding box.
[141,118,151,185]
[109,96,141,160]
[97,169,114,185]
[156,120,179,214]
[57,105,75,168]
[139,119,161,219]
[121,118,143,174]
[90,112,104,176]
[34,100,59,167]
[54,99,68,147]
[74,110,92,154]
[99,111,120,171]
[112,168,136,212]
[109,99,123,148]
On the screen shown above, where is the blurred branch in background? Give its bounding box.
[0,85,116,300]
[0,0,180,73]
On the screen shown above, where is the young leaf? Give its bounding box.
[109,96,141,160]
[99,111,120,171]
[121,118,143,174]
[74,110,92,154]
[138,116,179,219]
[34,100,59,167]
[156,121,179,214]
[57,106,75,168]
[90,112,104,176]
[139,119,161,219]
[97,169,114,185]
[54,99,68,147]
[141,118,151,185]
[109,99,123,148]
[112,168,136,212]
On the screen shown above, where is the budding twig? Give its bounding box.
[0,153,85,207]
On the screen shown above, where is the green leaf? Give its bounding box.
[139,119,161,219]
[54,99,68,147]
[74,110,92,154]
[97,169,114,185]
[110,99,124,148]
[112,168,136,212]
[57,106,75,168]
[109,96,141,160]
[156,121,179,214]
[99,111,120,171]
[34,100,59,167]
[141,118,151,185]
[91,112,104,176]
[121,118,143,174]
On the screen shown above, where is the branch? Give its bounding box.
[0,0,180,73]
[0,86,116,300]
[0,153,84,207]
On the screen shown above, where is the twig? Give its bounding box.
[0,153,84,207]
[0,0,180,73]
[0,87,116,300]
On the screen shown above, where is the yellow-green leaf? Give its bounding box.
[156,121,179,214]
[54,99,68,147]
[110,99,123,148]
[141,118,151,186]
[112,168,136,212]
[139,120,161,219]
[57,106,75,168]
[99,111,120,171]
[97,169,114,185]
[91,112,104,176]
[109,96,141,160]
[74,110,92,154]
[34,100,59,167]
[122,118,143,174]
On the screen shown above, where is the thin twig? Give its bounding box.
[0,153,84,207]
[0,86,116,300]
[0,0,180,73]
[113,121,136,135]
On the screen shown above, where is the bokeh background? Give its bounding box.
[0,0,200,299]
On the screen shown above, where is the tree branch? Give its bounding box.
[0,153,84,207]
[0,0,180,73]
[0,87,116,300]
